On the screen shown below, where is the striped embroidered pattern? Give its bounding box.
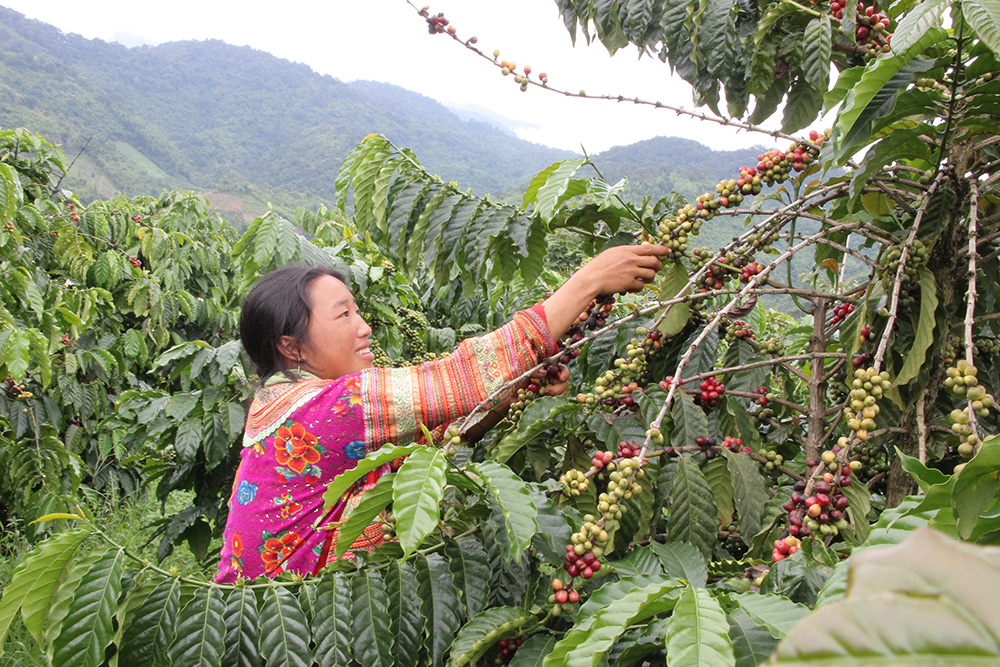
[362,307,556,444]
[243,378,329,448]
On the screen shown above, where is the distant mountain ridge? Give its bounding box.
[0,5,763,224]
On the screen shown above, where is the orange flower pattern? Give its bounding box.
[260,530,302,574]
[273,421,325,479]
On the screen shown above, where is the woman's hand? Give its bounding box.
[534,364,570,397]
[543,244,670,340]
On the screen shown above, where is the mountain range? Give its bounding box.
[0,5,766,226]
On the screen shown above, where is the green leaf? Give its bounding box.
[509,634,558,666]
[703,456,735,527]
[655,263,692,336]
[0,527,91,653]
[448,607,535,667]
[351,570,393,667]
[385,561,423,667]
[0,162,22,220]
[529,486,574,565]
[838,28,947,140]
[535,159,587,222]
[754,1,800,47]
[522,161,564,209]
[953,435,1000,539]
[959,0,1000,55]
[670,391,708,450]
[728,609,779,667]
[896,447,949,491]
[781,80,824,134]
[417,553,463,667]
[394,447,447,559]
[168,586,227,667]
[649,540,709,588]
[838,476,873,546]
[222,586,262,667]
[258,584,311,667]
[665,586,736,667]
[470,461,538,562]
[665,456,718,557]
[494,396,573,463]
[50,549,126,667]
[445,535,492,619]
[724,451,769,541]
[891,0,950,56]
[313,572,354,666]
[323,443,423,508]
[334,473,394,560]
[732,592,810,639]
[118,577,182,667]
[774,528,1000,664]
[544,582,681,666]
[895,269,938,386]
[801,16,832,94]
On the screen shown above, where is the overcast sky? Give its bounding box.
[1,0,800,154]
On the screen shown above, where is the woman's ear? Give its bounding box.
[277,336,301,366]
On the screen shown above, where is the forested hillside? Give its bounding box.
[0,5,762,223]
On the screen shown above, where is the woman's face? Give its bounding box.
[296,275,374,380]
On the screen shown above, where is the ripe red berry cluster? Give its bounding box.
[68,203,81,223]
[4,376,25,399]
[830,302,855,326]
[782,454,860,540]
[859,324,872,343]
[495,637,525,664]
[740,261,764,283]
[697,377,725,407]
[618,440,644,459]
[422,9,455,35]
[771,535,801,562]
[60,333,73,348]
[753,386,769,405]
[728,320,755,341]
[131,214,142,223]
[722,436,750,453]
[591,450,614,469]
[128,256,142,268]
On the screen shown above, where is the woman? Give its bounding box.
[216,244,667,582]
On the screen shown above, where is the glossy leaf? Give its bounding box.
[394,446,447,559]
[962,0,1000,55]
[509,634,559,666]
[417,552,463,667]
[732,592,810,639]
[665,456,718,557]
[665,586,735,667]
[448,606,534,667]
[470,461,538,562]
[351,570,393,667]
[334,472,394,559]
[727,608,778,667]
[670,391,708,450]
[385,561,423,667]
[323,443,423,509]
[445,535,492,619]
[258,584,311,667]
[117,577,182,667]
[724,451,768,541]
[222,586,262,667]
[895,269,938,386]
[0,527,91,652]
[168,586,227,667]
[649,540,708,588]
[953,435,1000,539]
[774,529,1000,664]
[544,582,681,666]
[313,572,354,666]
[50,549,126,667]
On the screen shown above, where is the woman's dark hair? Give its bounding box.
[240,265,347,384]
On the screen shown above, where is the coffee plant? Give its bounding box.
[3,0,1000,665]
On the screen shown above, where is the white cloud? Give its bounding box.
[2,0,794,153]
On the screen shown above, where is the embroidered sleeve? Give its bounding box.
[361,306,557,444]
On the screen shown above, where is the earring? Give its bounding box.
[296,357,303,379]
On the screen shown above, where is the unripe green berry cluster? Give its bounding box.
[559,468,589,496]
[878,239,928,288]
[844,366,891,441]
